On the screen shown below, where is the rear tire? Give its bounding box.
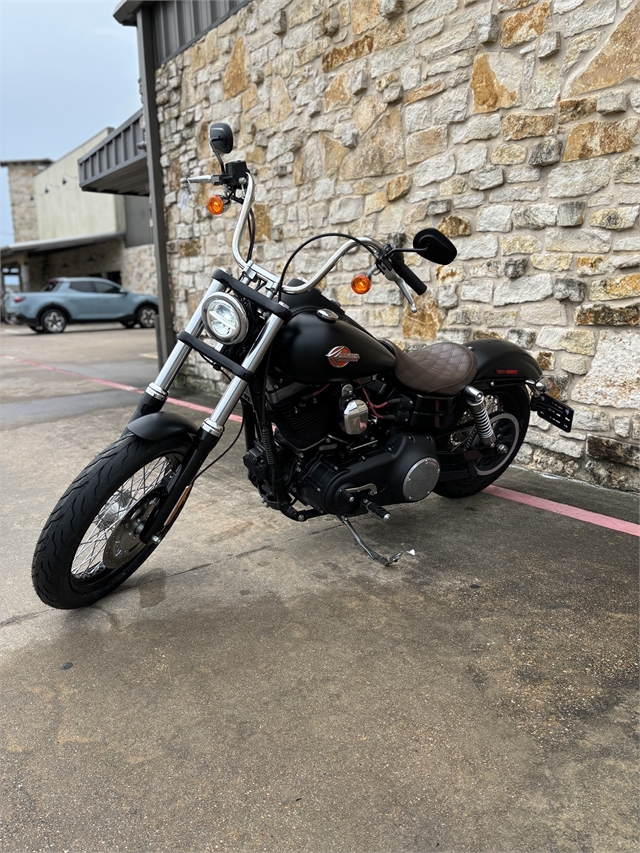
[32,432,193,609]
[434,385,530,498]
[40,308,67,334]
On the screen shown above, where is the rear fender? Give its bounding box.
[467,338,542,383]
[126,412,197,442]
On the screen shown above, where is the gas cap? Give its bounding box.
[317,308,339,322]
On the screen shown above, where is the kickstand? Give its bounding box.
[338,516,403,567]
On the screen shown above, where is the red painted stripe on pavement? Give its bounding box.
[3,354,637,534]
[0,354,242,422]
[484,484,640,537]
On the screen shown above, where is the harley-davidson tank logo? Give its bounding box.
[327,346,361,368]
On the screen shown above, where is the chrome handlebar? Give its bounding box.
[181,171,410,303]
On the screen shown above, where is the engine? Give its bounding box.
[294,431,440,515]
[243,380,441,517]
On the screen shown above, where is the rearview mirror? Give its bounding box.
[413,228,457,266]
[209,122,234,155]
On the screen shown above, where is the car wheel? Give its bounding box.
[135,305,157,329]
[40,309,67,334]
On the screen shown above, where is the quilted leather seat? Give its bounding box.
[381,340,478,396]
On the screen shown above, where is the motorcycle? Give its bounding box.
[32,122,574,609]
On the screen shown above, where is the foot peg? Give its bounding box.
[338,515,403,567]
[361,499,391,522]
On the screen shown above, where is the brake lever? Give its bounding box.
[377,259,418,313]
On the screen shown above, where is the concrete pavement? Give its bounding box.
[1,322,638,852]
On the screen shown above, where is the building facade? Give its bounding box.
[121,0,639,491]
[1,131,157,295]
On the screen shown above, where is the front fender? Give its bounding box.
[126,412,197,442]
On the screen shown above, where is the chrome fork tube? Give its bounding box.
[145,276,225,400]
[202,312,284,436]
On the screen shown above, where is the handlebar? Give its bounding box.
[182,169,426,304]
[386,254,428,296]
[282,237,385,294]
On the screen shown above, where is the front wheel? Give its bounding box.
[32,432,193,609]
[136,305,157,328]
[434,385,530,499]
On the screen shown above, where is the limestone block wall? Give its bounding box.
[22,242,156,294]
[122,244,158,294]
[3,161,50,243]
[26,240,126,289]
[155,0,640,491]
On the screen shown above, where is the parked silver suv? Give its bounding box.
[3,277,159,333]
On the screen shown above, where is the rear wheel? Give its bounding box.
[434,385,530,498]
[40,308,67,334]
[135,305,157,328]
[32,432,192,609]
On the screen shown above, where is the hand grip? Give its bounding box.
[388,255,428,295]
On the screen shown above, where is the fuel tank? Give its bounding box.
[271,288,396,384]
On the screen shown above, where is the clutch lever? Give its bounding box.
[377,259,418,313]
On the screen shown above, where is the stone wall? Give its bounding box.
[3,161,50,243]
[155,0,640,492]
[26,240,126,289]
[122,243,158,294]
[23,241,157,295]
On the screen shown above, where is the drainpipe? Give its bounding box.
[136,5,175,366]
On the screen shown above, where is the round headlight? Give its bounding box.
[202,293,248,344]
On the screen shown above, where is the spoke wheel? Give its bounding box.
[33,432,193,608]
[434,386,530,499]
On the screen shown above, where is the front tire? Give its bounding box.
[135,305,157,328]
[434,385,530,498]
[32,432,193,609]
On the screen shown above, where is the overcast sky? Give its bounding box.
[1,0,141,245]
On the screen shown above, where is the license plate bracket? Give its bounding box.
[531,393,574,432]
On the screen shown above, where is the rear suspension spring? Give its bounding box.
[464,386,496,447]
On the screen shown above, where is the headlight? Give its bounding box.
[201,293,248,344]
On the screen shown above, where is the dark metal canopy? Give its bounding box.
[0,231,126,263]
[78,110,149,196]
[113,0,146,26]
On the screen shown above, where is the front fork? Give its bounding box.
[130,276,285,543]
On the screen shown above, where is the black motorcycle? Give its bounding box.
[32,123,574,609]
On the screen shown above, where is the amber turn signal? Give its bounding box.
[207,195,225,216]
[351,274,371,295]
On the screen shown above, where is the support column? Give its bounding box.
[136,5,175,366]
[18,254,30,292]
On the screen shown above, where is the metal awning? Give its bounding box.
[78,110,149,196]
[1,231,126,262]
[113,0,146,25]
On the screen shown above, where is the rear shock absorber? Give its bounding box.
[464,385,496,447]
